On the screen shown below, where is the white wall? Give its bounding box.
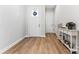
[0,5,26,50]
[55,5,79,33]
[25,5,45,37]
[45,8,55,33]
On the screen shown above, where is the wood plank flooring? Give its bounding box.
[4,33,70,54]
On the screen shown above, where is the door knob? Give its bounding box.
[38,24,40,27]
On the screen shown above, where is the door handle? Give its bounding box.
[38,24,40,27]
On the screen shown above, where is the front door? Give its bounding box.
[27,6,42,37]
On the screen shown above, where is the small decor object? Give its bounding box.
[33,11,37,16]
[66,22,76,30]
[32,9,38,17]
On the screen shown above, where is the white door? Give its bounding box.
[26,6,45,37]
[46,9,54,33]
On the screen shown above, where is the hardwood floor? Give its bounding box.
[4,33,70,54]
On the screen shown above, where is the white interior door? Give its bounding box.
[27,6,45,37]
[46,9,54,33]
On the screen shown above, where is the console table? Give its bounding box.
[57,28,78,53]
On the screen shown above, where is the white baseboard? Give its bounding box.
[26,35,45,37]
[0,36,25,54]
